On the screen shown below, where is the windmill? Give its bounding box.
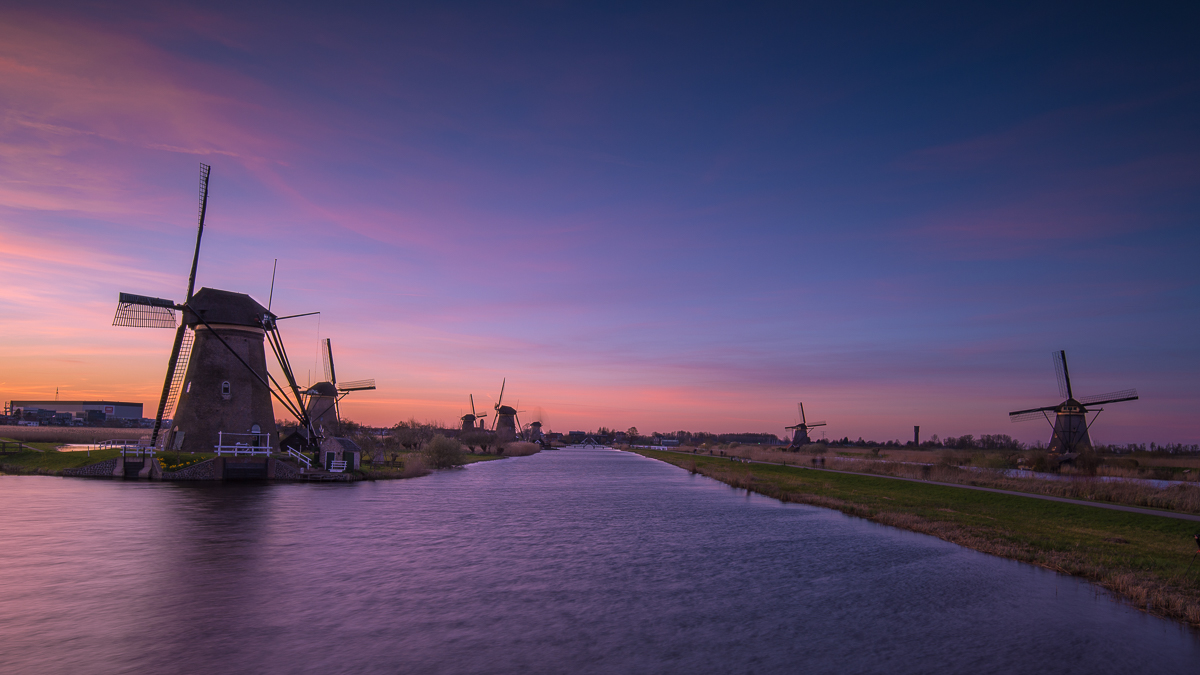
[1009,350,1138,455]
[785,402,826,449]
[525,406,547,445]
[112,164,320,456]
[304,338,376,437]
[491,378,521,442]
[460,394,488,431]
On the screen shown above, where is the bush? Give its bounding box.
[459,430,494,454]
[401,455,431,478]
[501,442,540,457]
[421,434,465,469]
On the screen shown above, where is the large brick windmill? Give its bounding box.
[786,402,825,449]
[490,378,522,442]
[112,164,319,455]
[1009,350,1138,454]
[304,338,375,437]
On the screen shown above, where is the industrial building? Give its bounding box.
[8,400,144,423]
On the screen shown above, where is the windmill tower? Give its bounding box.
[491,379,520,442]
[526,421,545,445]
[112,164,321,457]
[460,394,488,431]
[785,402,826,450]
[1009,350,1138,455]
[303,338,376,437]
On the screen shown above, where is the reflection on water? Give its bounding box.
[1,447,1197,674]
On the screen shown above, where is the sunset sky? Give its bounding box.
[1,1,1197,443]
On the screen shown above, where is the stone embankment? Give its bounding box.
[161,459,217,480]
[61,458,120,477]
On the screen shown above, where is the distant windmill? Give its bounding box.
[785,402,826,449]
[304,338,376,436]
[1009,350,1138,455]
[460,394,489,431]
[491,379,521,442]
[112,163,320,455]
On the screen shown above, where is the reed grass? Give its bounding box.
[693,445,1200,514]
[500,442,541,457]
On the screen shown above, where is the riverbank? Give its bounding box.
[0,446,525,479]
[695,444,1200,513]
[632,448,1200,628]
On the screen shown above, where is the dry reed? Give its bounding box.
[698,446,1200,514]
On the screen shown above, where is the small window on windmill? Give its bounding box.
[221,381,231,401]
[186,381,192,394]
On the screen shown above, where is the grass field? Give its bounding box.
[0,448,125,474]
[634,448,1200,628]
[0,427,151,445]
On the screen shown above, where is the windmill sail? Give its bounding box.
[150,163,210,447]
[323,338,335,385]
[337,379,376,391]
[156,328,194,447]
[113,293,178,328]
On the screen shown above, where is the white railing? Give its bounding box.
[120,447,156,456]
[329,460,347,473]
[286,448,312,468]
[101,439,152,451]
[214,431,272,456]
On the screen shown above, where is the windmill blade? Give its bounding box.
[808,421,827,427]
[113,293,179,328]
[184,163,210,303]
[149,323,192,447]
[1009,405,1057,420]
[1079,391,1138,407]
[470,394,478,418]
[337,379,376,392]
[1052,351,1070,399]
[323,338,336,385]
[1078,389,1138,406]
[1010,410,1049,423]
[798,402,806,425]
[495,378,506,409]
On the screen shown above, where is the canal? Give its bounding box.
[0,446,1195,673]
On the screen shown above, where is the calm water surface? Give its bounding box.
[1,447,1197,674]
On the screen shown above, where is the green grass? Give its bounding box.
[0,448,124,473]
[636,449,1200,627]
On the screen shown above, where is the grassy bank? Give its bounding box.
[684,444,1200,514]
[0,427,151,444]
[633,448,1200,628]
[0,448,125,474]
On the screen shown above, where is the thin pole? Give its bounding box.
[268,258,278,311]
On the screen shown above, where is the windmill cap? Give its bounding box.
[306,382,338,397]
[186,288,272,328]
[497,405,517,414]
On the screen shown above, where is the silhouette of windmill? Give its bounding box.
[112,163,320,455]
[304,338,375,436]
[491,379,521,442]
[786,402,825,449]
[460,394,488,431]
[1009,350,1138,455]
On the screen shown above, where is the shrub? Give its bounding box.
[501,442,540,457]
[421,434,465,469]
[459,430,494,454]
[401,455,430,478]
